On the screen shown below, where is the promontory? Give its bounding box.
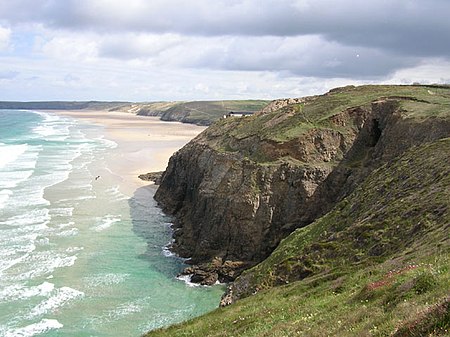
[148,84,450,337]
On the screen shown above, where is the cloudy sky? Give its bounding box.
[0,0,449,101]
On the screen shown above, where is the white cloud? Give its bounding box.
[40,34,98,61]
[0,26,11,51]
[387,59,450,85]
[98,33,182,60]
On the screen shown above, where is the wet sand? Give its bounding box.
[50,110,206,195]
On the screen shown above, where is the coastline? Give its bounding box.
[23,108,224,335]
[48,109,206,196]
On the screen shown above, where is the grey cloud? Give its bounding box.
[1,0,448,58]
[154,35,418,79]
[86,33,420,79]
[1,0,448,80]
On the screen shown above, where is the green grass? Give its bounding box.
[103,100,270,125]
[144,85,450,336]
[236,138,450,293]
[145,137,450,337]
[145,255,449,337]
[205,85,450,148]
[161,100,269,125]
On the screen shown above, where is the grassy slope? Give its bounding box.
[145,85,450,337]
[111,100,269,125]
[0,100,269,125]
[146,138,450,337]
[160,100,269,125]
[117,99,271,120]
[207,85,450,145]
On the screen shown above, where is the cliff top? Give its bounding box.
[200,84,450,145]
[147,84,450,337]
[112,100,269,125]
[148,138,450,337]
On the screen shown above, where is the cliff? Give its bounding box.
[0,100,268,126]
[147,137,449,337]
[154,85,450,285]
[147,84,450,336]
[112,100,269,125]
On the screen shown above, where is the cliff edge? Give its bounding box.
[147,84,449,337]
[154,85,450,286]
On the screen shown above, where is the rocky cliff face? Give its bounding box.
[154,85,450,285]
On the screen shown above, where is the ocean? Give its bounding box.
[0,110,222,336]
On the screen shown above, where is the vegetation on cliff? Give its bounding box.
[147,139,450,336]
[154,84,450,279]
[149,85,450,336]
[201,84,450,157]
[0,100,268,126]
[113,100,269,125]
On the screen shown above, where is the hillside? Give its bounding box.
[147,138,449,337]
[112,100,269,125]
[0,101,130,110]
[0,100,268,126]
[149,85,450,336]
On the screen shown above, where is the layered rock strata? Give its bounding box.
[154,85,450,285]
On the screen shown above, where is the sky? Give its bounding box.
[0,0,449,101]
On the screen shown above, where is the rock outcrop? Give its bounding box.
[154,85,450,284]
[138,171,164,185]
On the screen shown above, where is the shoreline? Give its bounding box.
[0,109,224,336]
[48,109,206,196]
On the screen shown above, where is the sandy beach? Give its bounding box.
[51,110,206,196]
[0,109,223,335]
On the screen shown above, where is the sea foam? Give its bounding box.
[0,190,12,210]
[0,282,55,302]
[0,143,28,169]
[11,252,77,281]
[28,286,84,319]
[105,186,128,201]
[83,273,130,287]
[176,274,201,287]
[92,214,121,232]
[5,319,63,337]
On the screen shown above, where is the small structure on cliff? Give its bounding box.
[223,111,254,118]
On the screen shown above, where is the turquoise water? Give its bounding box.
[0,110,222,336]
